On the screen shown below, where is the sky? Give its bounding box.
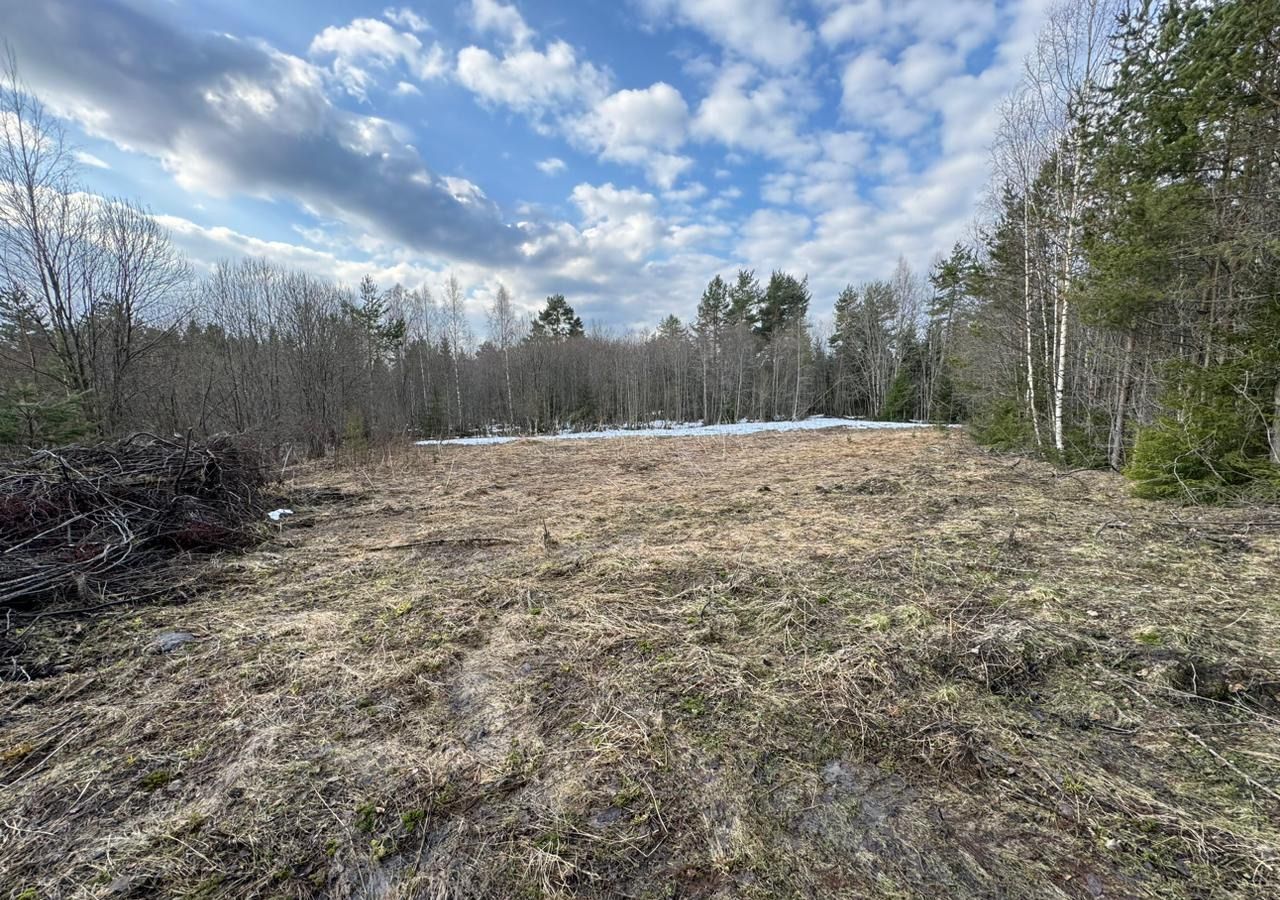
[0,0,1052,331]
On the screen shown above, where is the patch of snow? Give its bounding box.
[416,417,935,447]
[267,508,294,521]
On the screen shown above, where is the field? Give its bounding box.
[3,427,1279,899]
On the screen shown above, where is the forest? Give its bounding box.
[3,3,1280,898]
[2,0,1278,505]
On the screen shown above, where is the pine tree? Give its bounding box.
[726,269,762,327]
[695,275,730,423]
[530,294,584,339]
[0,384,92,446]
[755,272,809,339]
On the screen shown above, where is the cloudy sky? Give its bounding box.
[1,0,1051,329]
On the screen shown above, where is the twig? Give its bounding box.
[1184,728,1280,803]
[364,537,517,552]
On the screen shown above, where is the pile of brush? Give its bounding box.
[1,433,269,612]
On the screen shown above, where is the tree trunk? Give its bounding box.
[793,327,802,420]
[1270,376,1280,466]
[1053,132,1085,455]
[503,347,514,429]
[1108,330,1134,470]
[1023,193,1043,447]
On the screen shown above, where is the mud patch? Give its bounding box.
[788,760,990,895]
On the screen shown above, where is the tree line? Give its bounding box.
[961,0,1279,499]
[0,36,947,452]
[2,0,1278,500]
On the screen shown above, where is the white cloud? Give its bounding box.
[663,181,707,203]
[456,41,609,124]
[8,0,1063,330]
[74,150,111,169]
[572,182,658,225]
[691,63,817,162]
[840,51,928,137]
[309,17,446,99]
[738,207,812,263]
[575,83,688,157]
[456,33,691,187]
[817,0,884,46]
[572,82,692,188]
[383,7,430,33]
[640,153,694,190]
[894,42,962,96]
[470,0,535,47]
[817,0,998,51]
[156,212,446,288]
[638,0,813,70]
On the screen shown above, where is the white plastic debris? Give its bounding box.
[267,508,294,522]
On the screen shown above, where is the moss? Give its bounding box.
[614,778,644,807]
[677,695,707,717]
[863,612,893,632]
[355,802,379,834]
[139,769,174,792]
[895,604,934,628]
[1133,626,1163,646]
[401,809,426,833]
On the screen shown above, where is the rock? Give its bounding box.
[153,632,196,654]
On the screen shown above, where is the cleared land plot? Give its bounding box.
[2,428,1279,898]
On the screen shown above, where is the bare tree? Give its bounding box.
[1,51,188,432]
[90,198,190,429]
[0,49,97,407]
[487,283,517,427]
[443,273,471,431]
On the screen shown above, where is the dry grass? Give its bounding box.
[2,427,1279,898]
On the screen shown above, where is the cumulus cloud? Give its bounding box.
[3,0,522,264]
[456,41,609,126]
[309,16,447,99]
[383,7,431,33]
[455,25,694,188]
[840,52,925,137]
[0,0,1059,331]
[158,213,441,287]
[637,0,813,70]
[571,82,692,188]
[470,0,536,47]
[691,63,817,162]
[817,0,998,51]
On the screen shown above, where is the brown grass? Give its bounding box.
[2,427,1279,898]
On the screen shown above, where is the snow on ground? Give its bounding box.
[416,417,933,447]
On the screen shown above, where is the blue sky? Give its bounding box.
[1,0,1051,330]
